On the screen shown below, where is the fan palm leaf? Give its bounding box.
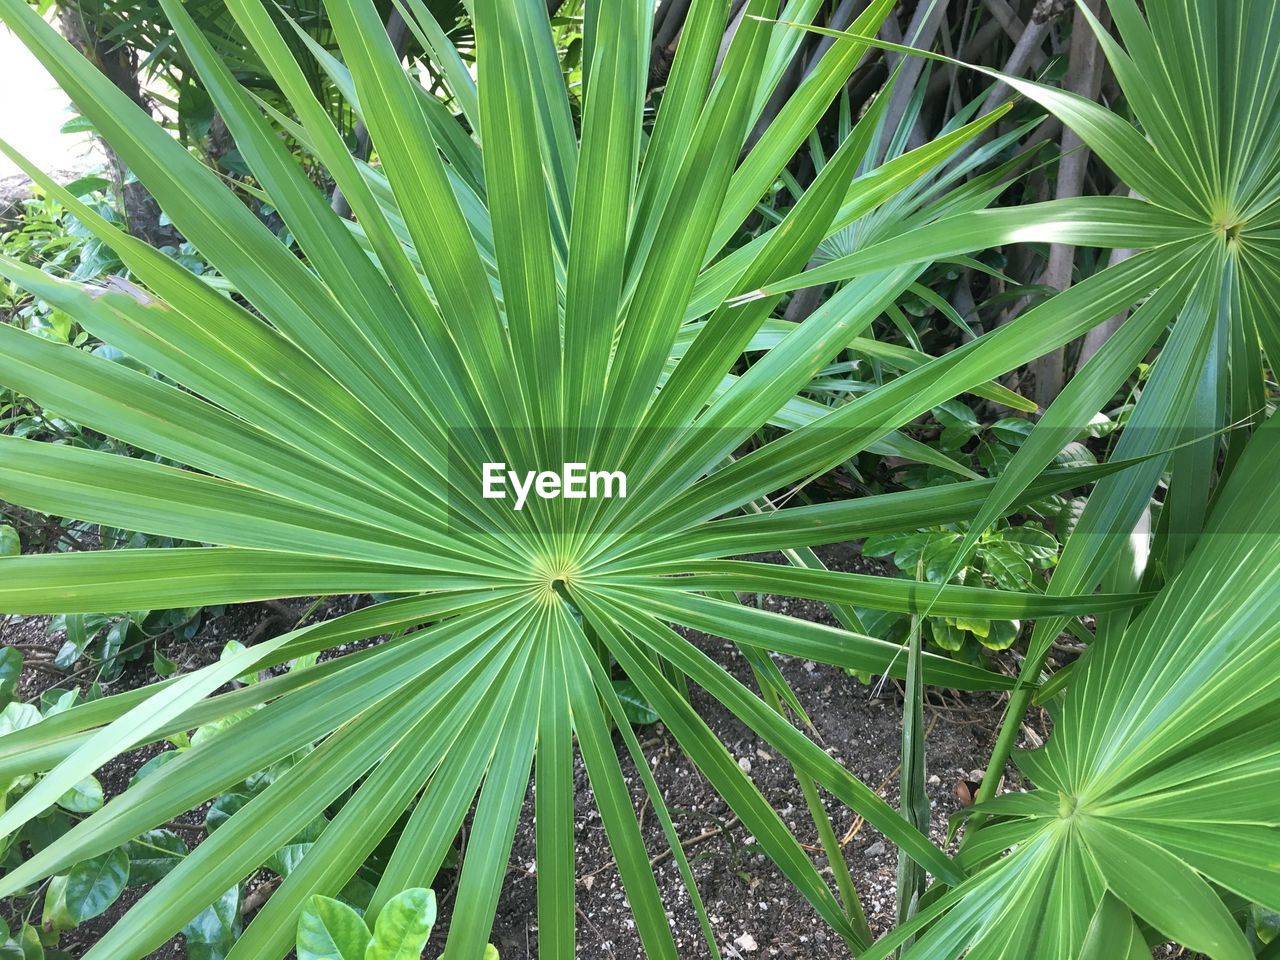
[0,0,1256,957]
[764,0,1280,954]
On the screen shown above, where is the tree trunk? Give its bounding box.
[1027,0,1107,405]
[58,6,176,246]
[1077,245,1137,366]
[977,0,1054,117]
[876,0,949,163]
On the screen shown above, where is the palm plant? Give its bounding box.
[755,0,1280,954]
[0,1,1274,959]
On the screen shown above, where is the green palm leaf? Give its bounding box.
[0,1,1256,957]
[862,414,1280,960]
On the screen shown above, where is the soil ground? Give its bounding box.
[1,549,1193,959]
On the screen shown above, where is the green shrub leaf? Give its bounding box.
[367,888,436,960]
[296,894,371,960]
[610,679,658,726]
[123,829,187,886]
[55,775,103,814]
[181,886,241,960]
[0,648,21,706]
[63,848,128,923]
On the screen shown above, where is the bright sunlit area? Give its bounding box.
[0,24,99,180]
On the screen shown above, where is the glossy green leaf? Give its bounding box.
[123,829,187,886]
[64,849,129,923]
[610,679,659,726]
[296,895,372,960]
[367,888,436,960]
[181,886,241,960]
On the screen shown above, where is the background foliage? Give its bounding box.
[0,0,1276,957]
